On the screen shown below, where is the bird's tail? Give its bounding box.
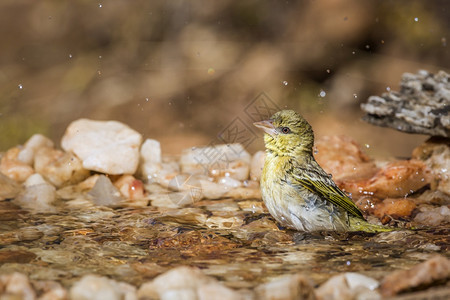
[349,217,394,233]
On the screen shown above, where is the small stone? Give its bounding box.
[414,205,450,226]
[316,272,380,300]
[0,249,36,264]
[113,175,146,203]
[77,174,101,191]
[373,198,416,222]
[250,151,265,181]
[34,147,90,187]
[255,273,316,300]
[0,147,34,182]
[17,133,54,165]
[61,119,142,175]
[15,174,56,212]
[205,212,245,229]
[180,143,251,180]
[414,189,450,205]
[380,255,450,297]
[412,137,450,196]
[32,280,68,300]
[200,179,230,199]
[339,159,431,199]
[0,272,36,300]
[140,138,162,182]
[88,175,124,207]
[137,266,245,300]
[0,172,21,201]
[70,274,137,300]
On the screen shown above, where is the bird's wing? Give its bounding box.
[289,164,364,219]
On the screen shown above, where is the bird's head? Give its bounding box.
[253,110,314,157]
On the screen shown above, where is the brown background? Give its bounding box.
[1,0,449,157]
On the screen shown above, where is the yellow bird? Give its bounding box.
[254,110,391,232]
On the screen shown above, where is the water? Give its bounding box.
[0,200,448,289]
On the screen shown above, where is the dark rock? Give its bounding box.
[361,70,450,137]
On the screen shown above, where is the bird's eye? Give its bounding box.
[281,127,291,134]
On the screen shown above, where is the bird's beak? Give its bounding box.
[253,119,278,137]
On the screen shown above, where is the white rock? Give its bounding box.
[200,179,229,199]
[70,274,137,300]
[140,139,163,181]
[197,281,246,300]
[250,151,265,181]
[217,176,242,188]
[61,119,142,175]
[180,144,251,180]
[17,134,54,165]
[255,273,315,300]
[137,266,245,300]
[15,174,56,212]
[344,272,379,291]
[0,272,35,300]
[24,173,47,186]
[316,272,380,300]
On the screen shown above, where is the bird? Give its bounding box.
[253,110,391,232]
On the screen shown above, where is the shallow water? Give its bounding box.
[0,199,448,289]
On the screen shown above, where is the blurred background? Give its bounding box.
[0,0,449,158]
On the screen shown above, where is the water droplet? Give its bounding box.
[364,144,370,148]
[414,17,419,22]
[352,51,356,55]
[326,69,331,74]
[69,54,73,58]
[319,90,326,98]
[353,93,358,99]
[98,3,103,8]
[346,261,351,266]
[386,86,391,91]
[98,55,102,59]
[145,98,149,102]
[365,44,370,49]
[282,81,288,86]
[18,84,23,90]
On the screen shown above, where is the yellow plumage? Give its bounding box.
[254,110,391,232]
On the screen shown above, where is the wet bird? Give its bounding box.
[254,110,391,232]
